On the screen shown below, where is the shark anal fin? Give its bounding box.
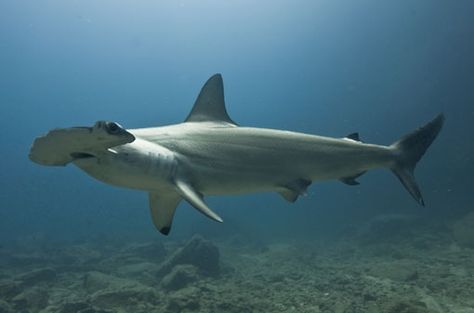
[149,192,182,235]
[340,177,360,185]
[175,180,223,223]
[184,74,237,126]
[340,171,366,186]
[279,189,299,202]
[278,178,312,203]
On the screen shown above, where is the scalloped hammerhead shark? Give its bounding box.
[29,74,444,235]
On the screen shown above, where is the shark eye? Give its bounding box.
[106,122,121,134]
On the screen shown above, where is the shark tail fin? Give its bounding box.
[390,114,444,206]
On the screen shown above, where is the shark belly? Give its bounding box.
[73,139,177,191]
[73,154,159,190]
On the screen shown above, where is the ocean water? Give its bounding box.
[1,1,473,312]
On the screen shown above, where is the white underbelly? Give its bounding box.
[73,157,165,191]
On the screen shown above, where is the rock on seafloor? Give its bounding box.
[11,286,49,313]
[356,214,419,243]
[120,241,167,261]
[15,267,57,287]
[0,268,57,312]
[82,271,160,310]
[156,234,220,278]
[90,284,159,310]
[0,299,13,313]
[83,271,140,294]
[165,286,201,313]
[0,280,21,301]
[0,225,473,313]
[161,264,200,291]
[451,211,474,248]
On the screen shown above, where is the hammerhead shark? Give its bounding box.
[29,74,444,235]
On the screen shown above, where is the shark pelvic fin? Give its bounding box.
[278,178,312,202]
[149,191,182,235]
[184,74,237,125]
[175,180,224,223]
[340,171,366,186]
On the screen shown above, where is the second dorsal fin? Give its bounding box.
[346,132,360,141]
[184,74,237,125]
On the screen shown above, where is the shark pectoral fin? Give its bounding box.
[149,192,182,235]
[175,181,223,223]
[278,178,312,203]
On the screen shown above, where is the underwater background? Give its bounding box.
[1,1,473,312]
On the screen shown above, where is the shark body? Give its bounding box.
[29,74,444,235]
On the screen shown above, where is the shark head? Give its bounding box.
[29,121,136,166]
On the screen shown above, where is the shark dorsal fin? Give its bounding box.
[184,74,237,125]
[346,132,360,141]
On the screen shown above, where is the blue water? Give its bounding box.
[1,0,473,243]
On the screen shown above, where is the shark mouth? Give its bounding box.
[70,152,95,160]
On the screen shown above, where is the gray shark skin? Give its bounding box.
[29,74,444,235]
